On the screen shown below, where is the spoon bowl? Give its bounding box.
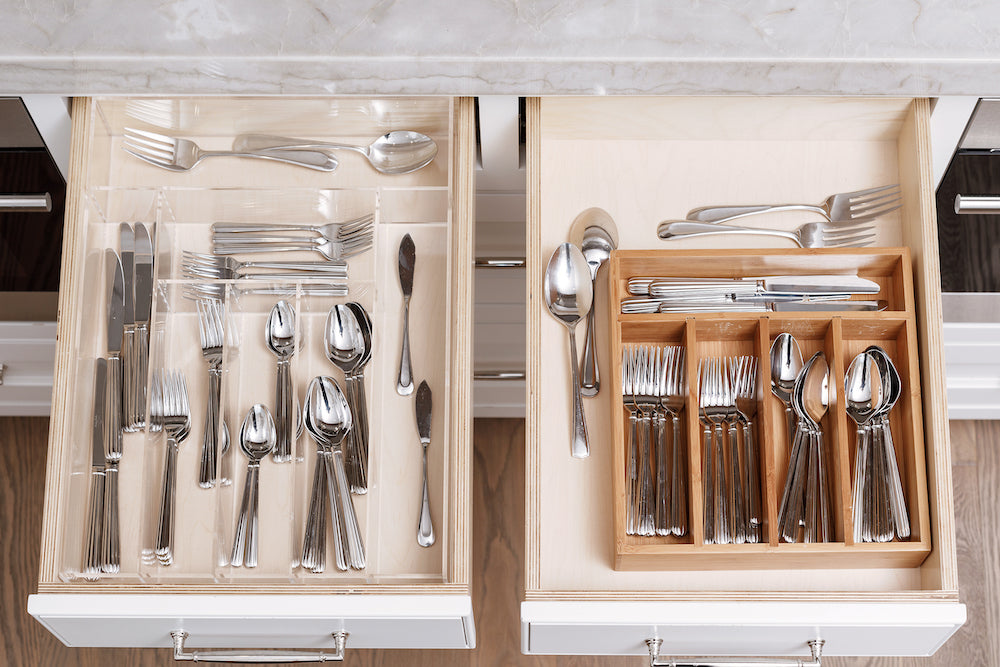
[239,404,276,461]
[325,304,364,373]
[305,376,353,446]
[265,300,296,359]
[267,300,296,463]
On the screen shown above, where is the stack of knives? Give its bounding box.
[83,224,154,577]
[621,275,886,313]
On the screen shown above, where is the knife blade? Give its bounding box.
[415,379,434,547]
[83,358,107,577]
[119,225,136,432]
[106,250,124,356]
[131,224,153,430]
[119,224,135,326]
[396,234,416,396]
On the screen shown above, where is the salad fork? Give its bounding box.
[122,128,339,172]
[151,369,192,566]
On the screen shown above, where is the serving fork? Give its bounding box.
[122,128,339,172]
[657,220,875,249]
[687,184,901,226]
[150,369,191,566]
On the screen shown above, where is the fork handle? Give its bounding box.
[199,366,222,487]
[156,438,179,565]
[657,221,800,246]
[701,424,713,544]
[201,149,339,172]
[687,204,826,224]
[214,243,319,255]
[670,416,687,537]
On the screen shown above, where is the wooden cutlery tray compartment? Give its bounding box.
[608,248,930,570]
[38,97,475,594]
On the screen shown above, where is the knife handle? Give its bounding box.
[106,355,123,459]
[101,463,120,573]
[396,297,414,396]
[133,323,149,429]
[83,469,105,579]
[121,326,136,431]
[417,444,435,548]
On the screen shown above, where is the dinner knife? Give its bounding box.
[628,275,882,297]
[83,358,107,579]
[415,380,435,547]
[133,224,154,430]
[119,224,136,432]
[650,300,887,313]
[102,249,125,574]
[396,234,415,396]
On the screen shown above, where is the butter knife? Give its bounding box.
[133,224,153,430]
[83,358,107,579]
[415,380,435,547]
[396,234,415,396]
[102,249,125,574]
[119,224,136,432]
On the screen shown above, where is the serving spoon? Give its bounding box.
[234,130,438,175]
[543,243,593,459]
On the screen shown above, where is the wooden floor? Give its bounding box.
[2,418,996,666]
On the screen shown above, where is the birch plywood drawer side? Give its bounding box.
[523,97,965,659]
[29,97,476,652]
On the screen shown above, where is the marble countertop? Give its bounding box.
[4,1,1000,96]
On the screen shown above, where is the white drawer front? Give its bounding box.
[521,601,965,657]
[29,593,474,649]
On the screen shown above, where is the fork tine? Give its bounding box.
[829,232,877,247]
[845,183,899,200]
[122,147,182,171]
[123,139,173,162]
[124,127,177,147]
[849,199,902,219]
[210,299,225,346]
[849,186,901,206]
[123,132,175,154]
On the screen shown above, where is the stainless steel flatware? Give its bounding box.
[569,208,619,397]
[325,304,367,492]
[267,300,296,463]
[196,299,224,487]
[415,380,435,547]
[102,250,125,573]
[233,130,438,175]
[119,225,137,434]
[544,243,593,459]
[660,346,687,537]
[734,356,761,543]
[396,234,416,396]
[347,303,373,493]
[181,251,348,280]
[123,128,339,172]
[699,358,730,544]
[211,215,374,262]
[183,283,349,300]
[867,346,910,541]
[83,358,107,579]
[657,220,876,249]
[687,184,901,226]
[230,404,276,568]
[846,350,881,543]
[131,223,153,431]
[629,275,882,298]
[151,369,191,566]
[645,299,887,313]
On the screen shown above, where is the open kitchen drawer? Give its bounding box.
[28,97,476,653]
[523,97,966,659]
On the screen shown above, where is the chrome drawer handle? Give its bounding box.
[955,195,1000,213]
[646,638,823,667]
[171,630,347,663]
[475,256,526,268]
[0,193,51,212]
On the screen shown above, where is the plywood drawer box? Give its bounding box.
[523,97,966,659]
[28,97,477,653]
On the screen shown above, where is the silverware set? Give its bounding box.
[698,356,762,544]
[847,346,909,542]
[657,184,901,248]
[211,214,375,263]
[124,128,438,175]
[621,344,688,537]
[775,341,834,543]
[622,274,884,314]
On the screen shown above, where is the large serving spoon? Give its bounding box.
[867,346,909,540]
[266,300,296,463]
[306,376,366,570]
[234,130,438,175]
[845,351,881,542]
[325,304,367,492]
[543,242,593,459]
[569,208,619,397]
[230,404,276,568]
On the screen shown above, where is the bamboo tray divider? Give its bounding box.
[608,248,931,571]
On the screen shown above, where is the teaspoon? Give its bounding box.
[230,404,276,568]
[867,346,909,540]
[543,243,593,459]
[325,304,367,492]
[266,301,296,463]
[845,351,881,542]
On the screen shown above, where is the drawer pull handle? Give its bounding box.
[955,195,1000,214]
[475,256,526,268]
[473,370,526,380]
[171,630,347,663]
[0,193,51,212]
[646,638,823,667]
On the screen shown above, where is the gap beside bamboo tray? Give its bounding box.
[608,248,931,571]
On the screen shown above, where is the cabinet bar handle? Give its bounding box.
[171,631,347,663]
[646,638,823,667]
[0,193,51,212]
[473,370,526,380]
[475,256,526,268]
[955,195,1000,214]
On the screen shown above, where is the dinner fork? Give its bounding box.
[212,215,374,240]
[622,346,639,535]
[212,233,374,262]
[699,358,730,544]
[657,220,875,249]
[657,346,688,537]
[181,251,348,280]
[687,184,901,226]
[734,356,762,543]
[122,128,339,172]
[720,358,746,545]
[197,299,225,489]
[151,369,192,566]
[633,346,661,537]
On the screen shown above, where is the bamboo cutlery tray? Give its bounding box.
[608,248,930,570]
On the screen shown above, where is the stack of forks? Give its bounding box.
[698,356,762,544]
[621,344,688,537]
[211,214,374,262]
